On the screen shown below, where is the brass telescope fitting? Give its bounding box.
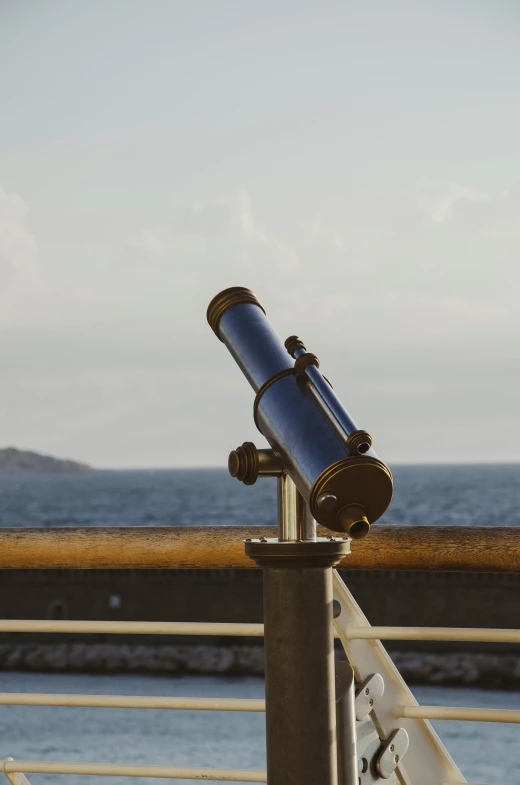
[228,442,284,485]
[346,429,372,456]
[207,286,265,339]
[309,455,393,536]
[335,504,370,539]
[284,335,306,356]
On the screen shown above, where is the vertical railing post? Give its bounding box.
[246,475,350,785]
[335,661,358,785]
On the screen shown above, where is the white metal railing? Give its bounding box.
[343,625,520,643]
[1,758,267,782]
[0,620,267,782]
[396,705,520,724]
[1,587,519,782]
[0,620,264,636]
[332,570,520,785]
[5,619,520,644]
[0,693,265,711]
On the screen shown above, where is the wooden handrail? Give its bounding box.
[0,525,517,572]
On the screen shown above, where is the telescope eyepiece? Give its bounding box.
[336,504,370,539]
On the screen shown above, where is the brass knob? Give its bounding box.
[228,443,284,485]
[284,335,306,357]
[228,442,259,485]
[346,430,372,455]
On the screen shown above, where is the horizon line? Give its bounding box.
[93,460,520,471]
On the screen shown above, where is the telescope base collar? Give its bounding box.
[245,537,349,569]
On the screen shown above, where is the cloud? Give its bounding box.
[172,188,299,278]
[308,218,344,249]
[419,182,492,224]
[93,188,300,325]
[1,181,519,465]
[0,183,44,326]
[98,184,519,350]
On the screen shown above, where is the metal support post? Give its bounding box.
[260,560,338,785]
[277,474,316,542]
[246,474,349,785]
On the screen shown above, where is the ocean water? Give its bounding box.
[0,672,518,784]
[0,463,518,528]
[0,464,519,783]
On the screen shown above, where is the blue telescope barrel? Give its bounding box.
[207,287,393,537]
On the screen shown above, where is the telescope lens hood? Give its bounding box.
[207,286,265,339]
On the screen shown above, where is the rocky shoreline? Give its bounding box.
[1,643,520,688]
[390,650,520,688]
[0,447,91,473]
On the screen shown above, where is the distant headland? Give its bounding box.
[0,447,92,474]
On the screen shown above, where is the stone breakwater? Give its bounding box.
[0,644,265,676]
[390,651,520,688]
[1,643,520,687]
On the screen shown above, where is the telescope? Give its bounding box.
[207,286,393,538]
[208,286,395,785]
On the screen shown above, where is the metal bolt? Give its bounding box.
[364,688,369,696]
[317,492,338,511]
[394,755,399,764]
[390,745,394,753]
[369,698,374,706]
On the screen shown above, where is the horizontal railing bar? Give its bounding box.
[344,626,520,643]
[396,705,520,724]
[0,525,518,572]
[0,759,267,781]
[3,620,518,644]
[0,694,265,711]
[0,620,264,636]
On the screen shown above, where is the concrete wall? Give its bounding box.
[0,568,519,651]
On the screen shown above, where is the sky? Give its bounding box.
[0,0,519,468]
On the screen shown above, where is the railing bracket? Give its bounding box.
[376,728,409,779]
[355,673,384,721]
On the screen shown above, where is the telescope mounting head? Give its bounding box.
[208,286,393,539]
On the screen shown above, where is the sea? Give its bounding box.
[0,463,519,784]
[0,462,519,528]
